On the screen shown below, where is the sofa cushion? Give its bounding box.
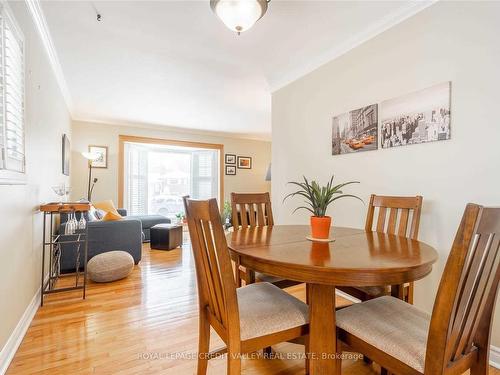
[127,215,170,229]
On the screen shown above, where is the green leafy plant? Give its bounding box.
[222,201,232,228]
[284,175,362,217]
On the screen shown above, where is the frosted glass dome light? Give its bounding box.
[210,0,269,34]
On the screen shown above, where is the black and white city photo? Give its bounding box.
[332,104,378,155]
[381,82,451,149]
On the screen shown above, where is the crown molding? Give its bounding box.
[25,0,73,113]
[73,116,272,142]
[269,0,438,92]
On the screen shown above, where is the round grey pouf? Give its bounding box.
[88,251,134,283]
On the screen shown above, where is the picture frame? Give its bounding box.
[88,145,108,168]
[225,154,236,164]
[62,134,70,176]
[237,156,252,169]
[332,104,378,155]
[380,81,451,149]
[225,165,236,175]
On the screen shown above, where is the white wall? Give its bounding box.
[71,121,271,206]
[0,0,71,356]
[272,2,500,346]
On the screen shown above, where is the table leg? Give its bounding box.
[391,284,405,300]
[308,283,341,375]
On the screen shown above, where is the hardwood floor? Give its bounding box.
[7,241,500,375]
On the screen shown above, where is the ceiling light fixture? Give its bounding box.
[210,0,269,35]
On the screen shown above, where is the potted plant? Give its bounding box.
[221,201,232,229]
[284,176,362,239]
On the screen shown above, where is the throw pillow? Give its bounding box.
[93,200,122,221]
[88,205,100,221]
[102,211,122,221]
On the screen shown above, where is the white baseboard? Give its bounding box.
[491,345,500,369]
[0,287,40,375]
[335,289,361,304]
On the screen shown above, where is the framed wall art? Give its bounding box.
[237,156,252,169]
[88,145,108,168]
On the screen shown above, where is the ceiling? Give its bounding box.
[41,1,433,140]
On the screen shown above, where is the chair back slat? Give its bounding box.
[183,197,240,335]
[256,203,266,226]
[231,193,274,228]
[239,203,249,228]
[248,203,256,226]
[201,219,227,325]
[365,194,423,240]
[425,204,500,373]
[454,234,499,359]
[376,207,387,232]
[387,208,398,234]
[398,209,409,236]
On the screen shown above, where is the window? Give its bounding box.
[0,4,25,184]
[120,137,222,219]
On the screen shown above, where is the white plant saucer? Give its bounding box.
[306,236,336,243]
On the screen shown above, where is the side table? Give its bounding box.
[40,202,90,306]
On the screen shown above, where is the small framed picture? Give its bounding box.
[225,154,236,164]
[237,156,252,169]
[225,165,236,175]
[89,145,108,168]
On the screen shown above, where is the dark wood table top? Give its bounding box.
[227,225,438,286]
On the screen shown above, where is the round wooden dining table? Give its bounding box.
[226,225,438,375]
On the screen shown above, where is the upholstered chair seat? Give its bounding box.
[237,282,309,340]
[353,285,390,297]
[336,296,430,373]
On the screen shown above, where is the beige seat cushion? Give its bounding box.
[88,251,134,283]
[336,296,430,373]
[237,282,309,340]
[355,285,390,296]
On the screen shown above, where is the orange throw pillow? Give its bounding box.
[93,200,122,221]
[102,211,122,221]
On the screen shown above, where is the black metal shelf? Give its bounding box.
[41,210,89,306]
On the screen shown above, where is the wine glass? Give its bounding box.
[51,183,66,205]
[65,213,73,235]
[64,186,72,203]
[78,214,86,230]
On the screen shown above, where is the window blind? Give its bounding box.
[0,5,24,174]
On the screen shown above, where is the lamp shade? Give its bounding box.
[210,0,268,34]
[82,151,100,161]
[265,163,271,181]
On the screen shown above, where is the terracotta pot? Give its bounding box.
[310,216,332,239]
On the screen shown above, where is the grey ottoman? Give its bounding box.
[87,251,134,283]
[150,224,183,250]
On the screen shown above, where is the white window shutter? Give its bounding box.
[192,150,219,200]
[0,4,25,181]
[3,9,24,172]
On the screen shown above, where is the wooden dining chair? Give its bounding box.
[231,192,303,289]
[337,194,423,303]
[183,197,309,375]
[336,203,500,375]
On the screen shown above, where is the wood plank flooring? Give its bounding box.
[7,241,500,374]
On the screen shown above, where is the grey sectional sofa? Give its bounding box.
[59,209,170,273]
